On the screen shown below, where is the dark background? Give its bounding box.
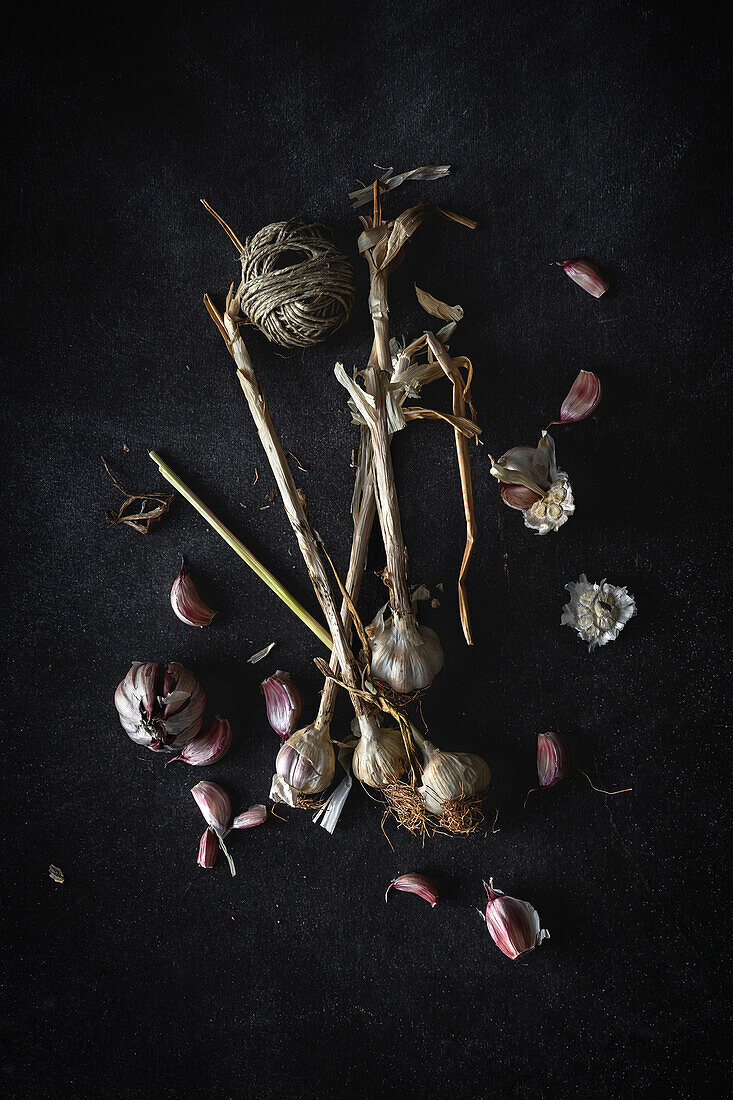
[2,1,729,1096]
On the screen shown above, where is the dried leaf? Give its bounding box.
[415,285,464,323]
[435,205,479,229]
[349,165,451,209]
[248,642,276,664]
[49,865,64,883]
[378,202,432,270]
[102,457,174,535]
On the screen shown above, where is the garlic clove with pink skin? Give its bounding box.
[167,716,232,766]
[482,879,549,959]
[385,873,439,907]
[550,370,602,426]
[537,731,570,789]
[170,559,217,627]
[114,661,206,751]
[197,828,218,868]
[261,671,302,743]
[191,781,236,876]
[557,259,608,298]
[232,804,267,829]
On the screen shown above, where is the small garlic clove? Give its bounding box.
[197,828,218,868]
[191,780,231,833]
[482,879,549,959]
[552,370,602,425]
[385,873,439,907]
[170,559,217,627]
[168,715,232,766]
[558,259,608,298]
[537,732,570,788]
[261,671,303,743]
[499,484,542,511]
[232,804,267,830]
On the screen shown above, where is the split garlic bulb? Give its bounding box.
[491,432,574,535]
[114,661,206,752]
[270,720,335,807]
[368,607,444,693]
[351,714,407,788]
[417,739,491,815]
[561,574,636,650]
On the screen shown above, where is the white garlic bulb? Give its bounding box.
[417,739,491,815]
[270,720,335,806]
[368,607,444,693]
[351,714,407,788]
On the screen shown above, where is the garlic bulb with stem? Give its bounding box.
[368,604,444,695]
[114,661,206,752]
[351,713,408,788]
[270,717,336,807]
[416,735,492,819]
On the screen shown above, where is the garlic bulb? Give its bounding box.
[114,661,206,751]
[417,739,491,815]
[270,720,335,807]
[352,714,407,788]
[491,432,574,535]
[368,607,444,693]
[561,574,636,650]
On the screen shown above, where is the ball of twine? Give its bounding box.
[239,219,356,349]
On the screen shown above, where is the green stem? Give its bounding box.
[148,451,332,651]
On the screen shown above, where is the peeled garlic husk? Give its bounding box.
[561,574,637,650]
[114,661,206,751]
[352,714,407,788]
[418,739,491,815]
[368,607,444,693]
[270,720,335,807]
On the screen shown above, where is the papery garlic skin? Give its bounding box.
[352,714,407,788]
[197,828,218,868]
[492,433,574,536]
[270,721,335,806]
[562,574,636,650]
[261,671,302,743]
[559,259,608,298]
[418,740,491,816]
[168,715,231,766]
[368,608,444,693]
[537,732,569,788]
[483,879,549,959]
[114,661,206,751]
[232,804,267,830]
[385,873,439,907]
[170,560,217,627]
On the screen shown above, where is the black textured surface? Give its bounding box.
[2,3,729,1097]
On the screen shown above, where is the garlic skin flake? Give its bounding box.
[562,574,636,650]
[385,873,439,907]
[418,740,491,816]
[491,432,574,535]
[114,661,206,751]
[482,879,549,960]
[170,559,217,627]
[368,607,444,693]
[352,714,407,788]
[270,721,335,806]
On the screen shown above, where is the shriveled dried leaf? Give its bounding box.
[435,205,479,229]
[349,165,451,209]
[415,285,464,323]
[378,202,432,270]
